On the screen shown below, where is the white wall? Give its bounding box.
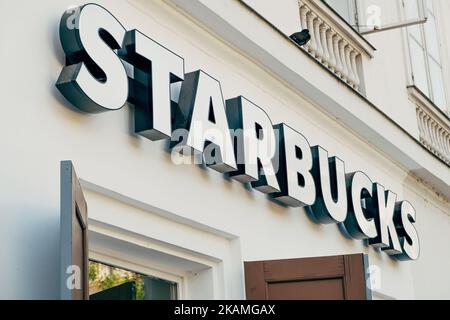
[0,0,449,299]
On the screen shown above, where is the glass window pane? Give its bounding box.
[88,260,177,300]
[409,39,430,96]
[424,15,440,61]
[408,25,423,43]
[144,277,177,300]
[404,0,420,19]
[426,0,434,12]
[324,0,355,25]
[428,58,447,110]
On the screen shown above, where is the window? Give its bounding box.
[89,261,178,300]
[324,0,428,34]
[323,0,357,26]
[406,0,447,111]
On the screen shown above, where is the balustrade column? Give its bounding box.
[445,132,450,156]
[299,3,310,50]
[326,28,336,71]
[446,134,450,159]
[428,117,435,148]
[344,41,355,86]
[350,50,360,88]
[319,23,330,67]
[332,33,343,77]
[306,11,317,55]
[338,39,349,81]
[426,119,433,147]
[417,110,426,142]
[313,16,324,60]
[438,127,447,156]
[431,122,439,153]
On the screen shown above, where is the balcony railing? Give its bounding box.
[297,0,373,93]
[409,87,450,165]
[417,109,450,165]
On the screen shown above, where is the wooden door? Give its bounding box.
[245,254,370,300]
[60,161,89,300]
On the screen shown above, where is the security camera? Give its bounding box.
[290,29,311,46]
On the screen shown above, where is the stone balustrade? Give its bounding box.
[416,107,450,165]
[298,0,369,92]
[409,86,450,165]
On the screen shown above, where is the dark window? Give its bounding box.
[89,261,178,300]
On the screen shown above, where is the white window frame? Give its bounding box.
[89,251,184,299]
[404,0,449,115]
[81,179,245,300]
[324,0,428,34]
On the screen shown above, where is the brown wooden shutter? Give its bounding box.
[60,161,89,300]
[244,254,370,300]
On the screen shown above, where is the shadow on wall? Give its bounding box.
[0,204,60,299]
[50,11,88,116]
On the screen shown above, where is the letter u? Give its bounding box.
[310,146,347,224]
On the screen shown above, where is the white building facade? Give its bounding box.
[0,0,449,299]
